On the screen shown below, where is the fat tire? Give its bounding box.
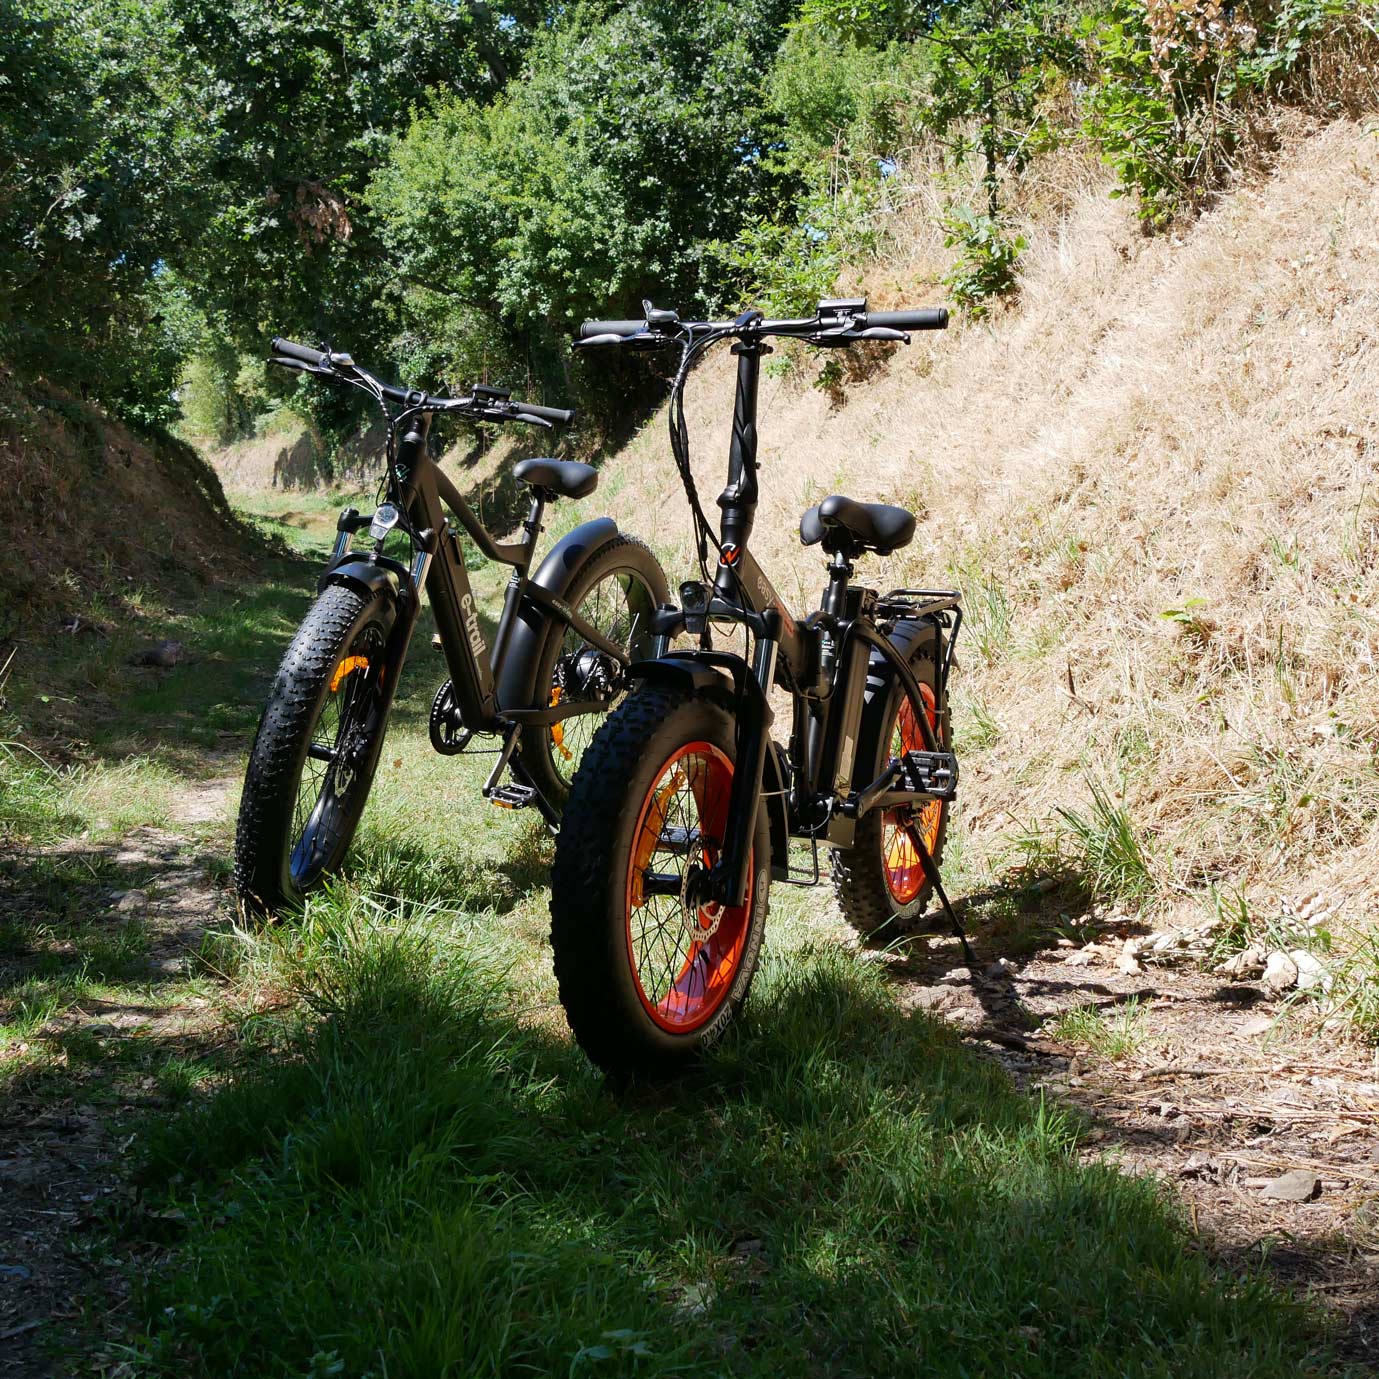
[519,535,667,810]
[235,583,392,915]
[550,686,769,1078]
[832,629,951,938]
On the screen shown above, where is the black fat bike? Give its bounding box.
[235,338,667,913]
[549,299,966,1076]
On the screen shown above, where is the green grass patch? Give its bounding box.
[122,905,1326,1378]
[1047,997,1146,1060]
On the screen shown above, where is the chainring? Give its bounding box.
[428,680,468,755]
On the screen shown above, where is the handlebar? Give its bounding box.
[865,309,949,331]
[575,299,948,349]
[271,337,332,368]
[515,401,576,426]
[578,320,648,340]
[268,337,575,426]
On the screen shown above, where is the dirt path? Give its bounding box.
[876,914,1379,1366]
[0,778,236,1378]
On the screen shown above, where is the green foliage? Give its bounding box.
[1049,996,1146,1057]
[1082,0,1377,227]
[369,1,795,406]
[0,1,195,421]
[940,205,1028,317]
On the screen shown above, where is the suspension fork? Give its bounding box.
[706,611,780,909]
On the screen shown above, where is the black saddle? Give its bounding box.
[513,458,598,500]
[800,494,916,555]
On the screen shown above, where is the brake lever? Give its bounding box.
[803,326,910,347]
[268,356,335,377]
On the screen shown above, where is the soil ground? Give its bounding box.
[875,920,1379,1367]
[0,779,235,1378]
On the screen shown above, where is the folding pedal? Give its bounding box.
[900,750,959,800]
[486,782,536,810]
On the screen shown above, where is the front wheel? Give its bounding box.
[235,583,397,915]
[550,687,769,1078]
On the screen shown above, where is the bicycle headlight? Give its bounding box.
[369,503,401,541]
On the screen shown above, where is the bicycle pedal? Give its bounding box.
[486,783,536,810]
[900,750,959,800]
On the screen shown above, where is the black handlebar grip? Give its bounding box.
[270,337,331,367]
[866,309,949,331]
[517,403,576,425]
[578,320,648,340]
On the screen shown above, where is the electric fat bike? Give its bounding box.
[549,299,963,1077]
[235,338,667,914]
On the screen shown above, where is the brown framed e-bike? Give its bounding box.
[549,299,968,1077]
[234,338,667,914]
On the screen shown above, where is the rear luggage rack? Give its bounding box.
[875,588,963,696]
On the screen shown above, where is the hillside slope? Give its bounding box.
[0,374,262,632]
[597,117,1379,942]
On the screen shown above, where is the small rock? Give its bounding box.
[1181,1152,1218,1181]
[132,639,190,668]
[1262,950,1299,994]
[1215,945,1266,980]
[676,1281,714,1316]
[1289,950,1329,993]
[1259,1169,1320,1203]
[1236,1013,1275,1038]
[939,967,973,985]
[115,890,149,914]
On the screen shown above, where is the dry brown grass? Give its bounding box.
[596,117,1379,941]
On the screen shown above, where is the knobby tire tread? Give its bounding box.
[550,685,765,1077]
[234,583,379,914]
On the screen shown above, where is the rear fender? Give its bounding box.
[495,517,620,712]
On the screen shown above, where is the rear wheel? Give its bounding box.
[833,632,950,937]
[235,584,395,915]
[519,536,666,810]
[550,687,768,1077]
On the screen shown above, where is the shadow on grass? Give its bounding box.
[120,924,1333,1378]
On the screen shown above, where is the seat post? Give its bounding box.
[519,492,547,573]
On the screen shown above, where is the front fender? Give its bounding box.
[628,651,791,882]
[495,517,620,712]
[317,555,402,602]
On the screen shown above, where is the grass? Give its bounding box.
[1048,996,1146,1060]
[1008,777,1155,910]
[116,903,1327,1379]
[0,458,1357,1374]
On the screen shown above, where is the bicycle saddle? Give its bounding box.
[513,458,598,500]
[799,494,916,555]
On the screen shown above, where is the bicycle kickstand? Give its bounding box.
[913,833,977,971]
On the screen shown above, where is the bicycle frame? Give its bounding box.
[640,336,961,908]
[323,413,632,740]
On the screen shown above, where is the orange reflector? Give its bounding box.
[330,655,370,693]
[550,687,573,761]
